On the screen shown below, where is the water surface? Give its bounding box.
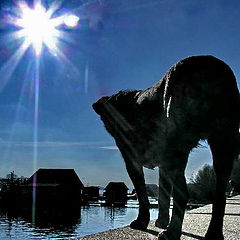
[0,200,159,240]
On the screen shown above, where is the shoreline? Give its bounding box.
[76,195,240,240]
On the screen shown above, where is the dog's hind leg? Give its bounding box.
[125,160,150,230]
[205,132,239,240]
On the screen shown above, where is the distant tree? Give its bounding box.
[231,155,240,184]
[6,171,18,180]
[188,164,216,203]
[230,155,240,194]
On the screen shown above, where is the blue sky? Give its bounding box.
[0,0,239,187]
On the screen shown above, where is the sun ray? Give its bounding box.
[1,30,26,44]
[32,58,40,224]
[0,40,30,92]
[45,1,63,19]
[49,43,82,78]
[2,60,34,178]
[84,61,89,94]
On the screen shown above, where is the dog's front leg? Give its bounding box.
[155,167,172,229]
[158,167,188,240]
[125,159,150,230]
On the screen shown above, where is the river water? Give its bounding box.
[0,200,160,240]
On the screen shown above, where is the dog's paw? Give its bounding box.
[205,230,224,240]
[155,218,169,229]
[158,230,181,240]
[130,219,148,230]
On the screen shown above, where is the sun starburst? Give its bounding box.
[10,0,79,57]
[14,1,64,56]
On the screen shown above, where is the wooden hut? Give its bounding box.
[104,182,128,206]
[24,169,84,207]
[83,186,100,202]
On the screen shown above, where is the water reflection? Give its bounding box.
[28,206,80,231]
[0,203,81,239]
[105,206,127,223]
[0,202,158,240]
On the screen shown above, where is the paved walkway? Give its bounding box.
[76,195,240,240]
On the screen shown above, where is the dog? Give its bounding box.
[92,55,240,240]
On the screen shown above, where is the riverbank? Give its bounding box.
[76,195,240,240]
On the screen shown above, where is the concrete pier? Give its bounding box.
[76,195,240,240]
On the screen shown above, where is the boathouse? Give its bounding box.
[83,186,100,202]
[24,169,84,207]
[104,182,128,206]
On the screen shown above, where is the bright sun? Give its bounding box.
[0,1,80,91]
[14,1,79,56]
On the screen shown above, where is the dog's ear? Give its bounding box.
[110,90,139,105]
[92,96,110,115]
[106,91,140,116]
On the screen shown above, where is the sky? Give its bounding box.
[0,0,239,187]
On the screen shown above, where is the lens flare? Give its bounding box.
[64,15,79,28]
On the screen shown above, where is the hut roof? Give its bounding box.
[105,182,128,191]
[26,169,84,188]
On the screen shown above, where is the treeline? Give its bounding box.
[188,155,240,204]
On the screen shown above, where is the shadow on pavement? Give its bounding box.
[144,228,159,236]
[182,231,205,240]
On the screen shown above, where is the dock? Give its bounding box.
[76,195,240,240]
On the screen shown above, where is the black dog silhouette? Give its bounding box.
[93,55,240,240]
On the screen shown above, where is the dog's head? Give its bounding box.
[92,90,164,166]
[92,90,140,139]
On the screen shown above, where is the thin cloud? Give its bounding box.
[0,140,112,148]
[99,146,119,150]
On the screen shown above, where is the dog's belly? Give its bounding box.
[134,114,201,169]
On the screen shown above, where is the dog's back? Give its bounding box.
[138,55,239,136]
[133,56,240,168]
